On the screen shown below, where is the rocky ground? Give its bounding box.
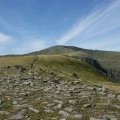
[0,67,120,120]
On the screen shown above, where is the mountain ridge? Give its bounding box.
[27,45,120,55]
[0,45,120,83]
[26,45,120,83]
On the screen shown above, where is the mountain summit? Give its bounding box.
[27,45,120,83]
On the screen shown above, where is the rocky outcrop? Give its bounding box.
[0,66,120,119]
[81,57,114,81]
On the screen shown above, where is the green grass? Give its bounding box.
[26,45,120,82]
[34,55,108,83]
[0,53,120,90]
[0,56,35,67]
[0,55,108,83]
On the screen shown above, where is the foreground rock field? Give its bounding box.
[0,66,120,120]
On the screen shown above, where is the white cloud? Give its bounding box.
[56,0,120,45]
[79,37,119,50]
[13,38,47,54]
[0,32,12,44]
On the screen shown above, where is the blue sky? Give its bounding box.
[0,0,120,54]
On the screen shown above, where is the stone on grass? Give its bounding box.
[72,114,83,119]
[90,118,106,120]
[102,115,117,120]
[58,110,69,118]
[117,95,120,100]
[64,107,73,112]
[0,111,9,115]
[28,107,39,113]
[10,110,25,120]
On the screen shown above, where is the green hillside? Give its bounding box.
[27,45,120,83]
[0,55,108,83]
[0,45,120,85]
[70,50,120,82]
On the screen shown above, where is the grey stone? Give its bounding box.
[58,110,69,118]
[102,115,117,120]
[72,114,83,119]
[68,100,76,104]
[90,118,106,120]
[83,103,92,108]
[64,107,73,112]
[117,95,120,100]
[28,107,39,113]
[13,101,17,105]
[113,105,120,109]
[10,110,25,120]
[107,94,115,98]
[54,103,62,109]
[0,111,9,115]
[44,109,53,113]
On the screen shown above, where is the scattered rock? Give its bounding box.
[54,103,62,109]
[0,111,9,115]
[0,68,119,120]
[58,110,69,118]
[28,107,39,113]
[13,101,17,105]
[107,94,115,99]
[64,107,73,112]
[68,100,76,104]
[102,115,117,120]
[72,114,83,119]
[44,109,53,113]
[117,95,120,100]
[10,110,25,120]
[83,103,92,108]
[90,118,106,120]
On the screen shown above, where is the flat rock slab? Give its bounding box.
[0,111,9,115]
[58,110,69,118]
[28,107,39,113]
[102,115,117,120]
[72,114,83,119]
[90,118,106,120]
[64,107,74,112]
[10,110,25,120]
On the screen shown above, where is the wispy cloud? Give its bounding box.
[0,16,29,36]
[0,16,48,54]
[0,32,12,44]
[57,0,120,45]
[79,36,120,50]
[12,38,47,54]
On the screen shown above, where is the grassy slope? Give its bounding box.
[69,50,120,82]
[27,45,120,82]
[28,45,120,70]
[0,56,36,76]
[0,45,120,83]
[0,56,35,67]
[0,54,120,92]
[35,55,109,83]
[0,55,108,83]
[71,50,120,70]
